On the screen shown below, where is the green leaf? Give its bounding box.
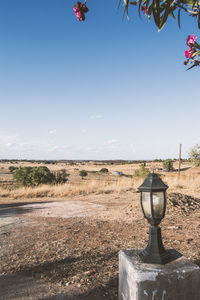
[152,0,161,29]
[138,0,143,16]
[145,3,153,21]
[192,48,200,56]
[182,0,196,5]
[178,8,181,28]
[169,10,176,19]
[186,63,198,70]
[159,8,173,30]
[192,42,200,49]
[118,0,122,9]
[198,10,200,29]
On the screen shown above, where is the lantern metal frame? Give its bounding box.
[139,174,168,226]
[138,173,177,265]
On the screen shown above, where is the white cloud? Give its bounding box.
[106,139,119,145]
[89,115,103,120]
[4,141,36,151]
[49,129,57,134]
[48,145,70,153]
[0,133,17,143]
[81,129,87,134]
[85,147,104,153]
[5,142,13,148]
[48,146,59,152]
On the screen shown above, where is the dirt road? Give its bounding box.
[0,192,200,299]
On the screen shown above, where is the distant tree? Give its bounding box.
[9,166,18,173]
[79,170,88,179]
[54,169,69,184]
[188,144,200,167]
[30,166,56,186]
[13,166,55,187]
[163,159,173,171]
[133,165,150,178]
[99,168,109,173]
[13,167,34,187]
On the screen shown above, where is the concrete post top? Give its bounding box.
[119,249,200,300]
[119,249,199,274]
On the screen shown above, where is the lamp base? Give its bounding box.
[139,226,179,264]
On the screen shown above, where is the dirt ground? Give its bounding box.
[0,191,200,300]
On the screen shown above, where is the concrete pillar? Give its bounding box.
[119,249,200,300]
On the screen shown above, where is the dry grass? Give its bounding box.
[0,177,143,199]
[164,173,200,196]
[1,173,200,200]
[0,160,200,200]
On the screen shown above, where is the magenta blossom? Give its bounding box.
[73,1,88,21]
[184,48,193,59]
[141,6,148,15]
[73,7,83,21]
[186,35,197,47]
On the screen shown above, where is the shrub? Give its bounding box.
[163,159,173,171]
[188,144,200,167]
[13,166,55,187]
[13,167,33,186]
[133,165,150,178]
[9,166,18,173]
[79,170,88,179]
[54,169,69,184]
[99,168,109,173]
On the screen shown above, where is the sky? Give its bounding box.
[0,0,199,160]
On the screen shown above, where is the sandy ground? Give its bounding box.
[16,201,105,219]
[0,194,132,300]
[0,191,200,299]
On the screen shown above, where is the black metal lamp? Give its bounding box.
[138,173,176,264]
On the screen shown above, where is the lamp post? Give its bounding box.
[138,173,176,264]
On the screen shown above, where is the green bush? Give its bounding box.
[54,169,69,184]
[99,168,109,173]
[13,166,69,187]
[79,170,88,179]
[13,166,55,187]
[13,167,34,186]
[133,165,150,178]
[9,166,18,173]
[163,159,173,171]
[188,144,200,167]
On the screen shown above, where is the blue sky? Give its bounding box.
[0,0,199,160]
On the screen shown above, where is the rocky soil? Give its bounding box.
[0,191,200,299]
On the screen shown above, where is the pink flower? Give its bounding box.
[73,7,84,21]
[184,48,193,59]
[143,7,148,15]
[141,6,148,15]
[186,35,197,47]
[73,2,88,21]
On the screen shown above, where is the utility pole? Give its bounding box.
[178,144,182,176]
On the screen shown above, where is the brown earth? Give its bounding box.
[0,191,200,299]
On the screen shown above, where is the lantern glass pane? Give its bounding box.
[152,192,165,218]
[141,192,152,218]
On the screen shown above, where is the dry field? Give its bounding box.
[0,160,199,199]
[0,161,200,299]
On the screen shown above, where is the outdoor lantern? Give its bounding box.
[138,173,177,264]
